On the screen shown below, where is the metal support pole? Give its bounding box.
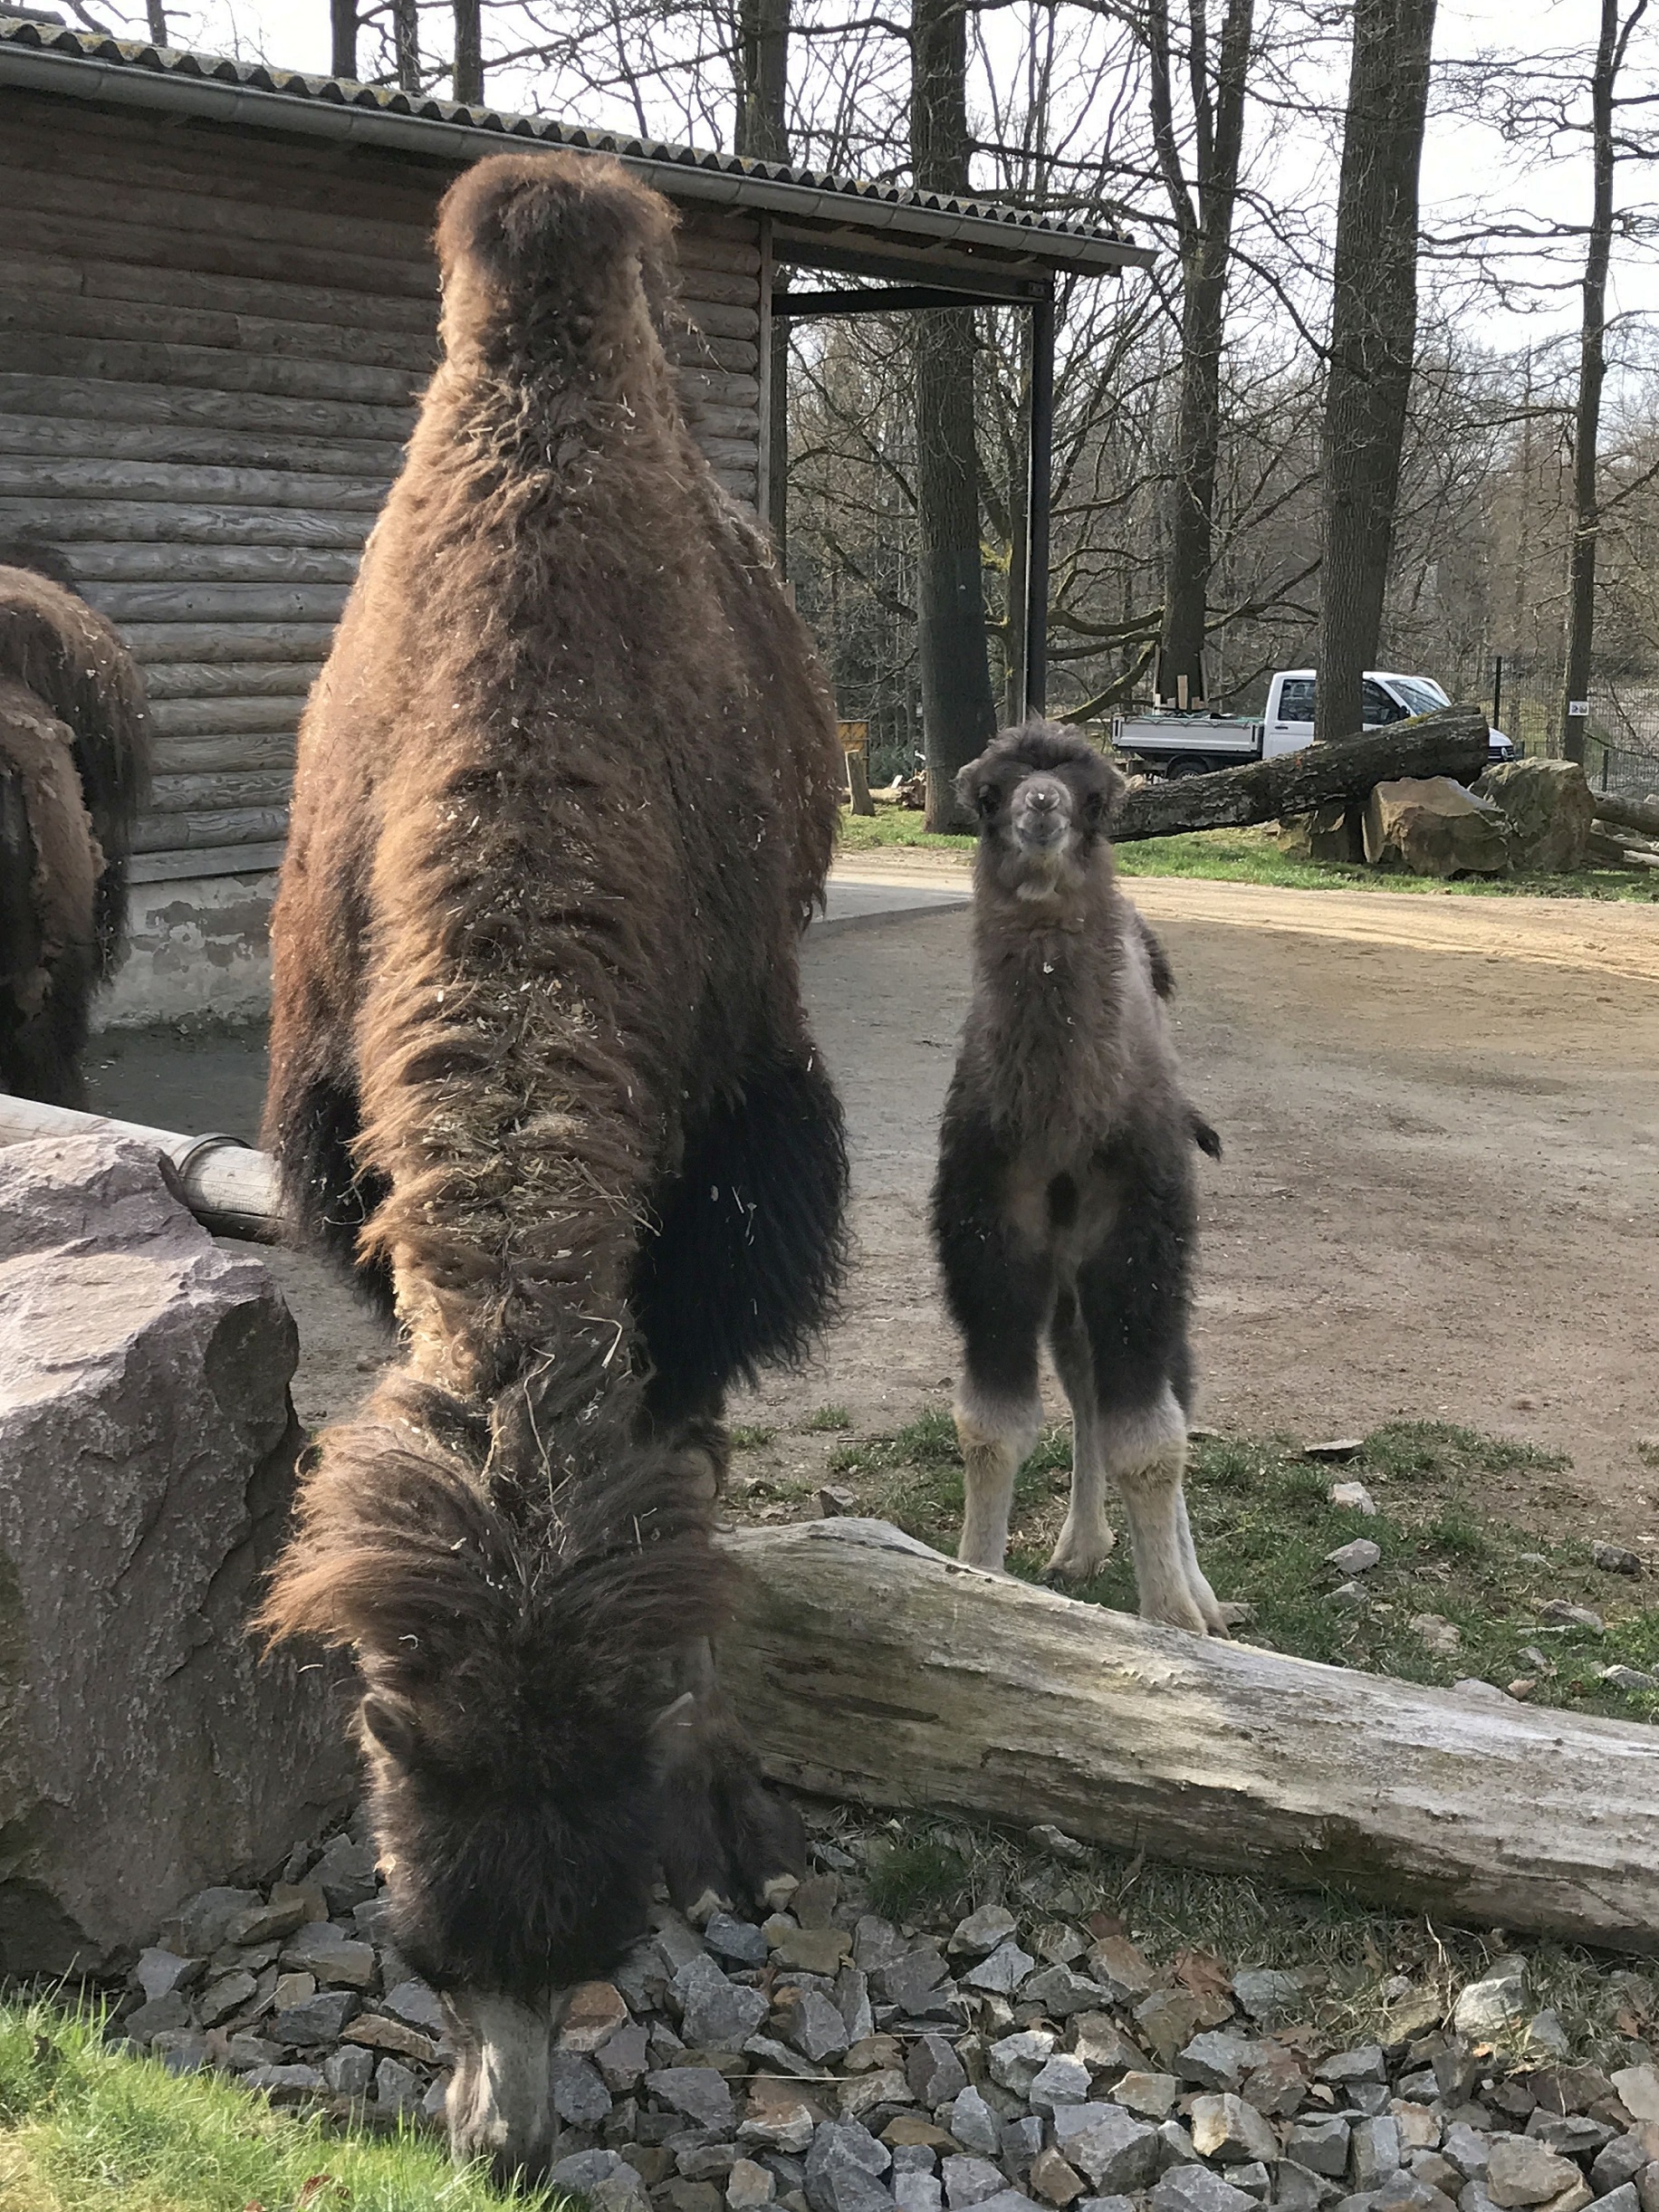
[1024,290,1055,717]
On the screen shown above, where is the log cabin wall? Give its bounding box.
[0,89,762,1020]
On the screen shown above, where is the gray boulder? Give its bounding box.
[1363,779,1510,877]
[1473,759,1594,873]
[0,1135,354,1973]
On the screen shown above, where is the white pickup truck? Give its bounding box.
[1112,669,1514,779]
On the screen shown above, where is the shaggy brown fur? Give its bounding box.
[257,151,846,2177]
[930,721,1224,1631]
[0,556,150,1105]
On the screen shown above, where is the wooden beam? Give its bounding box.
[1112,706,1491,843]
[1593,790,1659,838]
[721,1517,1659,1950]
[0,1095,280,1243]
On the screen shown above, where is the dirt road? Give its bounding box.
[87,871,1659,1540]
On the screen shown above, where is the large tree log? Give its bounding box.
[1594,790,1659,838]
[1113,704,1490,842]
[722,1517,1659,1949]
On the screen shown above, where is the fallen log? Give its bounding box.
[722,1517,1659,1949]
[0,1093,281,1241]
[1592,790,1659,839]
[1112,704,1490,843]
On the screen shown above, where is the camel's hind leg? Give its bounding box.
[1044,1284,1117,1583]
[657,1637,805,1918]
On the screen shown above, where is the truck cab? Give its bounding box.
[1265,671,1513,762]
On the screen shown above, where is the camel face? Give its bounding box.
[443,1989,564,2187]
[957,725,1124,902]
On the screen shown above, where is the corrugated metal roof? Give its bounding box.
[0,14,1151,277]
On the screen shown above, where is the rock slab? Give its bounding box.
[1363,778,1510,877]
[0,1135,354,1972]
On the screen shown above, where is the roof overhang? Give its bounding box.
[0,23,1153,290]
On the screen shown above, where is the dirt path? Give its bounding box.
[86,872,1659,1543]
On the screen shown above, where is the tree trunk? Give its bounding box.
[913,0,998,831]
[1593,790,1659,838]
[1560,0,1622,767]
[735,0,791,163]
[1315,0,1437,748]
[720,1518,1659,1950]
[391,0,420,92]
[453,0,484,105]
[1003,315,1032,725]
[1147,0,1256,706]
[146,0,168,43]
[1110,704,1488,841]
[330,0,359,81]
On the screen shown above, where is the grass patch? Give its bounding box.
[828,1416,1658,1724]
[728,1424,775,1450]
[837,807,1658,901]
[0,1993,547,2212]
[864,1838,971,1924]
[801,1404,852,1433]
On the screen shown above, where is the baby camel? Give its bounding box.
[930,721,1226,1634]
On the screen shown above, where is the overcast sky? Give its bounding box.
[72,0,1659,350]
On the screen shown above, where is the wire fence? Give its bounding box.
[1485,660,1659,800]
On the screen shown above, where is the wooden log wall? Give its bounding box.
[0,91,763,881]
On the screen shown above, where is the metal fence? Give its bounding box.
[1485,659,1659,798]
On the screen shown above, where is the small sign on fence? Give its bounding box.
[837,720,869,752]
[1567,700,1590,717]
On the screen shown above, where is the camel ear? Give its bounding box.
[954,757,993,814]
[360,1691,422,1764]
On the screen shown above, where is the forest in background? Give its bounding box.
[91,0,1659,788]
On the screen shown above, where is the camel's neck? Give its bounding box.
[964,864,1136,1151]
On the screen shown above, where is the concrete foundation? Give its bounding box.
[99,869,278,1029]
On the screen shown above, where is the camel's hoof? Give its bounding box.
[1044,1525,1117,1585]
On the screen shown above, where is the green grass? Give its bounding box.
[826,1416,1659,1724]
[801,1404,852,1433]
[837,807,1659,900]
[728,1424,775,1450]
[0,1994,552,2212]
[864,1839,971,1924]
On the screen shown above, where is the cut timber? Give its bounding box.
[1113,705,1490,843]
[0,1096,279,1243]
[1594,790,1659,838]
[720,1518,1659,1950]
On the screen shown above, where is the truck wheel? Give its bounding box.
[1166,755,1213,779]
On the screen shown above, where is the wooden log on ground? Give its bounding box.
[721,1517,1659,1949]
[0,1096,280,1243]
[1593,790,1659,838]
[1112,705,1491,843]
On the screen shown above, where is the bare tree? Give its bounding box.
[1315,0,1438,746]
[455,0,485,102]
[912,0,998,830]
[392,0,421,93]
[1560,0,1646,763]
[146,0,168,43]
[1143,0,1256,705]
[331,0,360,81]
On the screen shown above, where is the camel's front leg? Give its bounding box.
[657,1637,804,1917]
[954,1377,1043,1572]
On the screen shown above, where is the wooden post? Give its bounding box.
[839,721,875,817]
[0,1096,282,1242]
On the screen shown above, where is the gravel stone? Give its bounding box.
[1003,2117,1046,2175]
[896,2176,945,2212]
[380,1978,446,2036]
[168,1888,263,1957]
[1581,2192,1638,2212]
[1351,2121,1404,2189]
[310,1835,379,1915]
[225,1900,308,1948]
[1075,2199,1136,2212]
[1111,2073,1179,2120]
[1029,2148,1087,2206]
[650,2068,738,2136]
[1441,2132,1491,2181]
[1538,1603,1604,1632]
[990,2034,1058,2094]
[1487,2142,1585,2207]
[1326,1540,1382,1576]
[1275,2162,1342,2212]
[1319,2050,1388,2088]
[281,1924,377,1988]
[1180,2035,1263,2092]
[1149,2167,1258,2212]
[1072,2015,1150,2075]
[1136,1993,1204,2067]
[840,2071,913,2123]
[553,2050,615,2126]
[739,2083,822,2155]
[1022,1969,1113,2021]
[1328,1482,1377,1515]
[1030,2057,1093,2112]
[1158,2121,1199,2170]
[908,2035,968,2109]
[876,1949,954,2016]
[225,2034,280,2072]
[780,1989,853,2065]
[948,2090,1004,2159]
[1231,2165,1272,2202]
[125,1992,191,2042]
[1242,2053,1308,2119]
[1191,2096,1280,2166]
[324,2044,375,2096]
[130,1948,201,2004]
[270,1990,358,2047]
[748,2035,829,2082]
[707,1916,771,1968]
[671,1956,770,2050]
[964,1942,1038,1997]
[951,1908,1020,1959]
[1610,2069,1659,2123]
[197,1971,258,2027]
[1232,1972,1304,2022]
[1288,2120,1355,2178]
[1086,1940,1156,2006]
[945,2156,1012,2207]
[776,1929,856,1977]
[681,2145,744,2181]
[1051,2105,1162,2193]
[805,2121,895,2212]
[730,2159,780,2210]
[149,2029,211,2074]
[244,2061,324,2101]
[376,2058,425,2113]
[1454,1978,1527,2039]
[1592,2149,1653,2197]
[856,1919,910,1972]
